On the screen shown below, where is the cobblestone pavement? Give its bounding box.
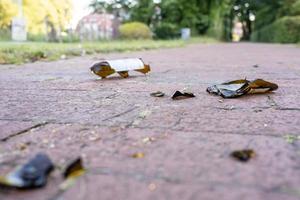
[0,43,300,200]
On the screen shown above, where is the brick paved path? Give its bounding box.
[0,43,300,200]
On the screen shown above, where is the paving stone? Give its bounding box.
[0,43,300,200]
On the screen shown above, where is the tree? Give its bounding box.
[130,0,154,25]
[0,0,17,28]
[130,0,213,34]
[90,0,135,20]
[0,0,72,39]
[231,0,256,40]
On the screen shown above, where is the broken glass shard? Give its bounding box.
[63,158,85,179]
[231,149,255,162]
[91,58,151,78]
[150,91,165,97]
[0,153,54,189]
[60,157,85,191]
[132,152,145,158]
[207,79,278,98]
[172,91,195,100]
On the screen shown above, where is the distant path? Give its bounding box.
[1,43,300,200]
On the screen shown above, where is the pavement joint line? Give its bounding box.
[0,121,48,142]
[0,88,89,92]
[168,128,282,138]
[102,106,138,121]
[276,107,300,111]
[0,118,284,139]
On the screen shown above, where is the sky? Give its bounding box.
[71,0,93,28]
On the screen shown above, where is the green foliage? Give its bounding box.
[61,33,80,43]
[119,22,152,39]
[130,0,213,35]
[0,37,216,64]
[90,0,134,20]
[196,14,210,34]
[130,0,154,25]
[0,29,11,41]
[0,0,17,28]
[291,0,300,15]
[27,34,46,42]
[251,16,300,43]
[154,23,180,39]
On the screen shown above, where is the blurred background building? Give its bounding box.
[76,13,120,41]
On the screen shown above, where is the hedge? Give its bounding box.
[119,22,152,39]
[251,16,300,43]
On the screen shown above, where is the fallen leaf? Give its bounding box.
[207,79,278,98]
[172,91,195,100]
[230,149,255,162]
[0,153,54,189]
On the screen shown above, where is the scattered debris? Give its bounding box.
[253,108,263,113]
[0,153,54,189]
[253,64,259,68]
[283,135,300,144]
[207,79,278,98]
[88,135,101,142]
[132,110,152,126]
[148,183,157,191]
[150,91,165,97]
[142,137,155,144]
[17,142,31,151]
[90,58,151,78]
[132,152,145,159]
[172,91,195,100]
[60,157,85,191]
[230,149,256,162]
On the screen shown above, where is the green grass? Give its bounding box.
[0,37,217,64]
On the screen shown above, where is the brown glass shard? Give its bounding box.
[207,79,278,98]
[231,149,256,162]
[63,158,85,179]
[132,152,145,158]
[248,79,278,94]
[0,153,54,189]
[172,91,195,100]
[118,71,129,78]
[59,157,85,191]
[91,58,151,78]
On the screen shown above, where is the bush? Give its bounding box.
[154,23,180,39]
[251,16,300,43]
[61,33,80,43]
[119,22,152,39]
